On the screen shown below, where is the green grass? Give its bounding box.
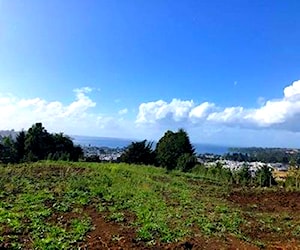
[0,161,298,249]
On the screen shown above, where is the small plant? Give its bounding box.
[109,212,125,222]
[70,218,92,241]
[112,234,124,242]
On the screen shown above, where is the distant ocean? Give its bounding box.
[72,135,229,155]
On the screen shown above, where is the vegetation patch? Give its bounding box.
[1,162,300,249]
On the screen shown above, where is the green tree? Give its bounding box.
[0,136,17,163]
[47,133,82,161]
[24,123,52,161]
[50,133,72,160]
[69,145,83,161]
[255,165,276,187]
[15,130,26,162]
[155,129,195,171]
[0,123,82,163]
[120,140,156,165]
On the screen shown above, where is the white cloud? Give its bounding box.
[3,79,300,144]
[189,102,215,121]
[246,80,300,128]
[284,80,300,100]
[118,108,128,115]
[207,107,247,123]
[136,98,194,124]
[0,87,143,139]
[74,86,93,94]
[63,87,96,117]
[0,87,99,133]
[135,80,300,132]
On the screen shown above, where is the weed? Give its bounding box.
[109,212,125,222]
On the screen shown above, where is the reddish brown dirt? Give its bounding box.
[228,189,300,249]
[76,206,259,250]
[164,236,258,250]
[0,225,32,249]
[77,207,145,250]
[0,204,260,250]
[228,190,300,213]
[267,240,300,250]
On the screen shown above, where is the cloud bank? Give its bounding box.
[1,80,300,142]
[136,80,300,132]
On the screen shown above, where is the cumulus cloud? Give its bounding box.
[189,102,215,121]
[207,107,247,124]
[0,87,149,138]
[0,87,99,133]
[3,80,300,140]
[136,80,300,132]
[136,99,194,124]
[246,80,300,128]
[64,87,96,117]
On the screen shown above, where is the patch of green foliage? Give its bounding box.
[120,140,156,165]
[0,123,82,164]
[120,128,197,171]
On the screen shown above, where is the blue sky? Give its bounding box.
[1,0,300,147]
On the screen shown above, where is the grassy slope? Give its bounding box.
[0,162,299,249]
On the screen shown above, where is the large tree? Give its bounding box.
[155,129,195,171]
[24,123,52,161]
[120,140,156,165]
[24,123,83,162]
[0,136,17,163]
[49,133,74,160]
[0,123,82,163]
[15,130,26,162]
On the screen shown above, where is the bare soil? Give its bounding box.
[228,190,300,213]
[228,189,300,249]
[76,206,258,250]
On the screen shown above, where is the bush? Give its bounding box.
[176,153,197,172]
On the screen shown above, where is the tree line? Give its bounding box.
[0,123,83,163]
[120,129,197,172]
[119,129,276,187]
[0,124,279,188]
